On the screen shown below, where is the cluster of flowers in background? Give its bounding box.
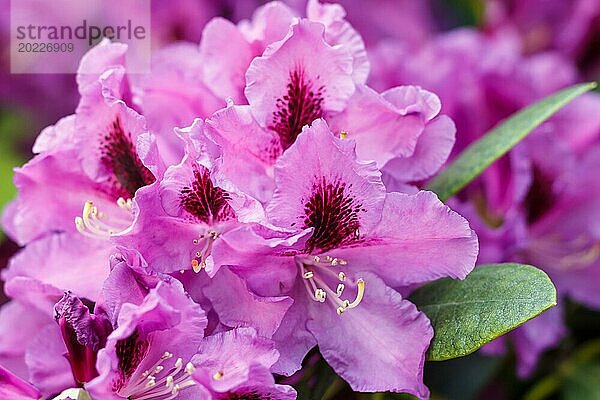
[0,1,599,399]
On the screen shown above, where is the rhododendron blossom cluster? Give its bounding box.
[0,2,480,399]
[2,1,598,399]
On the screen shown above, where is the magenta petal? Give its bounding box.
[135,43,223,166]
[267,118,385,235]
[270,283,316,376]
[307,273,431,398]
[384,115,456,182]
[76,39,127,94]
[245,20,355,132]
[328,85,428,167]
[306,0,370,83]
[333,191,479,287]
[205,104,277,203]
[199,17,254,103]
[25,324,74,397]
[192,327,279,393]
[0,365,41,400]
[203,267,293,338]
[2,233,111,312]
[87,280,207,399]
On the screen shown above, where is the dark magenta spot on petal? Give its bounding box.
[114,329,149,386]
[303,177,362,252]
[220,391,273,400]
[100,117,155,199]
[180,165,236,224]
[269,68,325,151]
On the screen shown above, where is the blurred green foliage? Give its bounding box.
[0,108,28,238]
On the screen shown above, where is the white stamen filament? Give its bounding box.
[297,254,365,316]
[74,200,132,239]
[123,352,196,400]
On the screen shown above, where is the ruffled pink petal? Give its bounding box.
[328,85,428,167]
[307,273,431,398]
[2,233,112,313]
[203,267,293,338]
[306,0,369,83]
[267,119,386,246]
[245,20,355,151]
[383,115,456,182]
[205,104,278,203]
[191,327,279,393]
[134,43,224,166]
[332,191,478,287]
[25,325,74,397]
[199,17,255,103]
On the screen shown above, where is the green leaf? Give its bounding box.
[562,361,600,400]
[426,82,597,201]
[410,263,557,361]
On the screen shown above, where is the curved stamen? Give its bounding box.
[190,230,219,272]
[75,200,132,239]
[296,254,365,316]
[123,352,196,400]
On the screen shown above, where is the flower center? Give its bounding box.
[120,352,196,400]
[75,199,133,239]
[303,177,363,253]
[179,165,236,225]
[295,254,365,315]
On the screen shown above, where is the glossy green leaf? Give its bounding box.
[426,82,597,201]
[410,264,557,361]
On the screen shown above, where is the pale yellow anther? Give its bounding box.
[336,283,345,296]
[213,371,224,380]
[338,271,346,281]
[340,131,348,139]
[162,352,173,359]
[303,271,314,279]
[175,358,183,368]
[336,306,345,315]
[75,217,86,233]
[315,288,326,302]
[185,362,195,374]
